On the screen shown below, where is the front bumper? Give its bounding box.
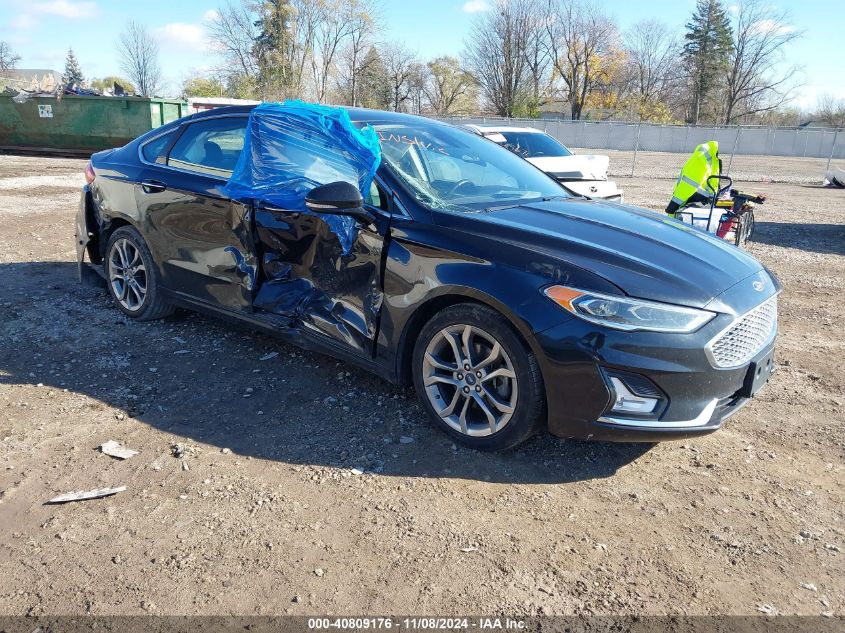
[589,349,769,442]
[535,330,770,442]
[533,279,779,442]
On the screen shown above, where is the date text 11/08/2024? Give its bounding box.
[307,617,527,630]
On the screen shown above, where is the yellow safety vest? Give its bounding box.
[668,141,720,212]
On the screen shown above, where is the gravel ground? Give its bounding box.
[0,154,843,616]
[573,148,838,185]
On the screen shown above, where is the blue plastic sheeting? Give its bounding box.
[223,100,381,254]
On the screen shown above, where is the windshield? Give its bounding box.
[373,123,567,212]
[497,131,572,158]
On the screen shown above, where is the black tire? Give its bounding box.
[412,303,545,451]
[105,226,174,321]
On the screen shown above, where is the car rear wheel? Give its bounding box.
[105,226,174,321]
[412,303,545,451]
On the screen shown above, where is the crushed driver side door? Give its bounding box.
[252,181,390,357]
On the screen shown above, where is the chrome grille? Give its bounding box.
[709,296,777,368]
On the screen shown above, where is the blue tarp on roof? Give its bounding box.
[223,100,381,254]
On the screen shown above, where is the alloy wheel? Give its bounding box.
[108,238,147,312]
[421,324,518,437]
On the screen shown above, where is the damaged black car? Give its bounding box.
[76,103,780,450]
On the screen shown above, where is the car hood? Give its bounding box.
[527,155,609,181]
[441,198,766,309]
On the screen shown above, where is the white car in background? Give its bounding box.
[462,124,623,202]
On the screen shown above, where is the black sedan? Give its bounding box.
[76,106,780,450]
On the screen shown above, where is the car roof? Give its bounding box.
[184,104,452,129]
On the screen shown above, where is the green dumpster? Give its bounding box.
[0,95,188,155]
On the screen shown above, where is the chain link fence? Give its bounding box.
[434,115,845,185]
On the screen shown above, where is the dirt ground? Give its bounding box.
[0,154,843,617]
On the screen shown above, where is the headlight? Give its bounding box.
[544,286,715,333]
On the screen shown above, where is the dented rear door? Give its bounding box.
[138,171,257,313]
[138,114,257,312]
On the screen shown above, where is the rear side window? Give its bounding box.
[141,130,176,164]
[167,117,247,178]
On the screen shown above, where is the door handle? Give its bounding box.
[141,180,167,193]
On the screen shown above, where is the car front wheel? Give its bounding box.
[105,226,174,321]
[412,303,545,450]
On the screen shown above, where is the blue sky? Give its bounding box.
[1,0,842,109]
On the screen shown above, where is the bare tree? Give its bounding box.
[336,0,380,106]
[288,0,320,97]
[722,0,802,123]
[523,4,552,106]
[381,42,418,111]
[210,0,314,99]
[423,56,475,115]
[464,0,533,116]
[310,0,351,102]
[0,41,21,72]
[209,0,381,102]
[545,0,620,120]
[406,62,427,114]
[816,94,845,128]
[624,20,679,118]
[117,21,163,97]
[208,2,260,81]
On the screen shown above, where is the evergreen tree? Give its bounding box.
[252,0,296,99]
[63,48,85,86]
[683,0,733,124]
[356,47,391,110]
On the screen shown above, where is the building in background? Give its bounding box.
[0,69,63,93]
[188,97,260,115]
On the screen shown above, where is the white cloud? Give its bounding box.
[32,1,98,19]
[6,1,97,32]
[202,9,220,22]
[153,22,208,53]
[462,0,489,13]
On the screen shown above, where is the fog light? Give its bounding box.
[609,377,658,414]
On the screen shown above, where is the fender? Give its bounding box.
[377,233,578,384]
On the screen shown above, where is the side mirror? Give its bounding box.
[305,181,374,225]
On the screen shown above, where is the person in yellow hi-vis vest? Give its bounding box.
[665,141,722,214]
